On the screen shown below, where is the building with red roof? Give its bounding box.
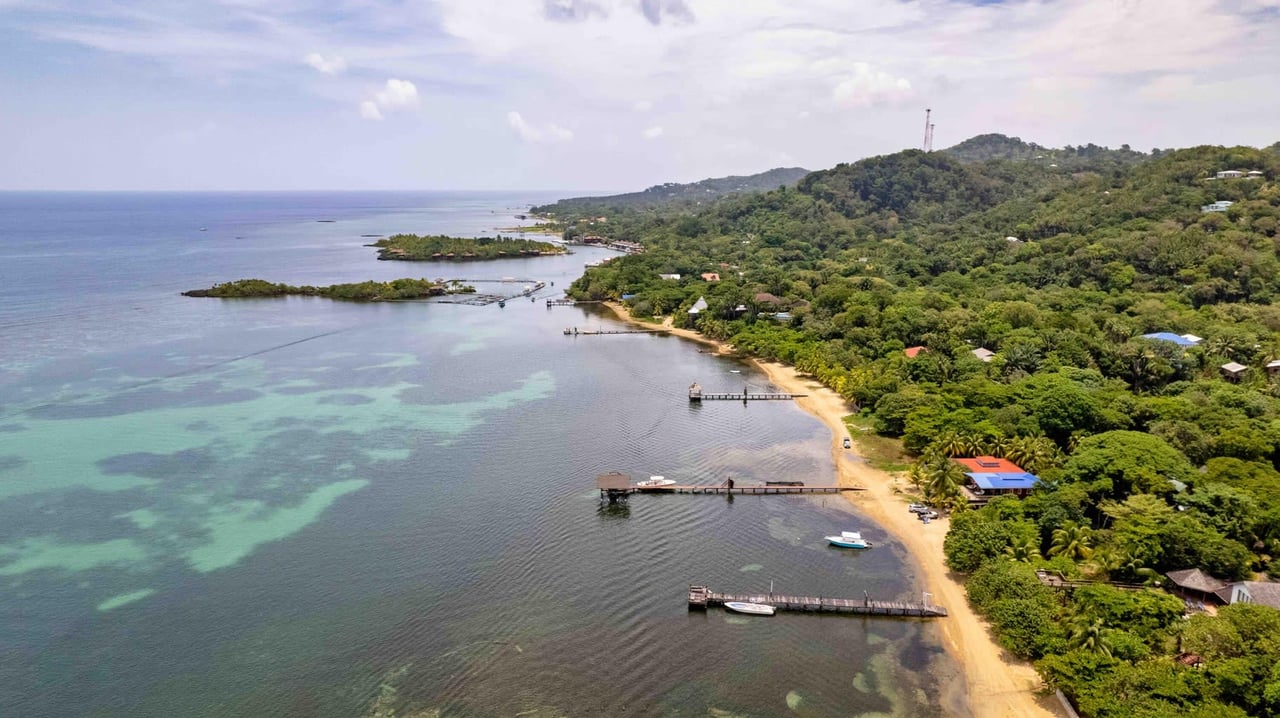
[954,456,1040,497]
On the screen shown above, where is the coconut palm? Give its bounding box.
[985,435,1011,459]
[933,432,967,458]
[920,453,967,511]
[1049,522,1094,561]
[1005,534,1042,563]
[1068,616,1114,657]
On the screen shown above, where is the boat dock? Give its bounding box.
[545,298,604,307]
[688,383,805,401]
[688,585,947,618]
[596,472,858,502]
[564,328,668,335]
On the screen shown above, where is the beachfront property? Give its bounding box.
[1201,200,1234,213]
[688,296,708,316]
[1141,332,1203,348]
[1166,568,1280,610]
[955,456,1040,499]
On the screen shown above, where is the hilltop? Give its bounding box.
[533,166,810,215]
[943,132,1150,170]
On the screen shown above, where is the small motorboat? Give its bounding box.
[724,601,776,616]
[826,530,873,549]
[636,476,676,487]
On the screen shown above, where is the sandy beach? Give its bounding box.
[602,303,1059,718]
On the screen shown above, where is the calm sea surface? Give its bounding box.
[0,192,961,717]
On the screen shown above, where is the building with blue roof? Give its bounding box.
[1141,332,1201,347]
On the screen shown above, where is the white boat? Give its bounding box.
[826,530,873,549]
[636,475,676,487]
[724,601,776,616]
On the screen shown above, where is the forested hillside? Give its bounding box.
[564,137,1280,717]
[533,166,809,216]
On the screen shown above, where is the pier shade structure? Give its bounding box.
[689,585,947,618]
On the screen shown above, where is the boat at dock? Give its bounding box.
[825,531,872,549]
[636,476,676,487]
[724,601,776,616]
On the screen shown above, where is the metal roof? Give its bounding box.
[1166,568,1228,594]
[1142,332,1199,347]
[965,472,1040,490]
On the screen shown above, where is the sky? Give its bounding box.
[1,0,1278,191]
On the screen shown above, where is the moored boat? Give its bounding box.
[636,475,676,487]
[724,601,776,616]
[825,530,872,549]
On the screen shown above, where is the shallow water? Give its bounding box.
[0,192,959,716]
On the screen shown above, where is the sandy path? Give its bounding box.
[601,303,1059,718]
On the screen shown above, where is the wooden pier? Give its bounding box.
[688,382,805,402]
[596,472,858,503]
[688,585,947,618]
[564,328,668,335]
[634,484,854,495]
[546,298,604,307]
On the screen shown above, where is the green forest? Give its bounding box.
[183,277,473,301]
[370,234,565,261]
[559,134,1280,716]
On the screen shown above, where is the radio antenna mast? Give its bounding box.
[922,108,931,151]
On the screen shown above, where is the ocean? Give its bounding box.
[0,192,959,717]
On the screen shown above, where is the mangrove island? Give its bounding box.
[182,278,474,302]
[369,234,566,261]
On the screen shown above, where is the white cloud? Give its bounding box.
[829,63,913,108]
[633,99,653,112]
[642,125,664,139]
[507,111,574,143]
[375,79,419,109]
[304,52,346,74]
[359,79,418,120]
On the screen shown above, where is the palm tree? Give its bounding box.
[958,433,985,458]
[921,453,967,511]
[934,432,967,458]
[1049,522,1094,561]
[1005,534,1042,563]
[1068,616,1114,657]
[985,436,1011,459]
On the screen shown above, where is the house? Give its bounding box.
[1202,200,1234,213]
[1166,569,1280,610]
[904,346,928,359]
[1222,581,1280,609]
[582,235,606,244]
[1266,359,1280,378]
[1248,170,1265,179]
[1142,332,1201,348]
[753,292,784,307]
[688,296,708,316]
[658,273,681,281]
[1216,170,1245,179]
[972,347,996,362]
[1166,568,1229,604]
[1221,362,1248,383]
[955,456,1040,497]
[700,272,720,282]
[770,312,792,322]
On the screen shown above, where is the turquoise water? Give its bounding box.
[0,193,961,716]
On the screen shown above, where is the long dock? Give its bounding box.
[564,328,668,335]
[691,391,804,401]
[634,484,855,495]
[546,298,603,307]
[689,585,947,618]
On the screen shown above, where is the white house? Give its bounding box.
[1216,170,1245,179]
[1248,170,1265,180]
[688,296,708,315]
[658,273,681,281]
[1201,200,1234,213]
[972,348,996,363]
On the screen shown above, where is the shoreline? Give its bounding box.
[600,302,1059,718]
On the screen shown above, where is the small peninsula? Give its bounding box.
[369,234,566,261]
[182,278,474,302]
